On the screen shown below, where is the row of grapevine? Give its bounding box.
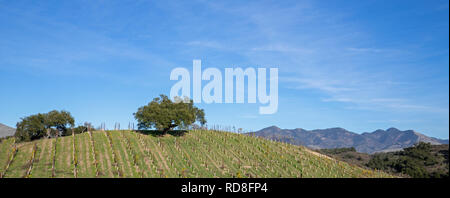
[120,131,142,177]
[187,130,228,177]
[88,131,100,177]
[194,130,250,177]
[134,132,160,177]
[176,135,203,178]
[158,135,200,178]
[148,137,174,177]
[28,138,52,177]
[173,136,203,178]
[72,131,78,178]
[109,131,136,177]
[104,131,123,177]
[0,130,393,178]
[51,137,58,178]
[0,139,17,178]
[25,143,38,178]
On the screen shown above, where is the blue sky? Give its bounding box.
[0,0,448,138]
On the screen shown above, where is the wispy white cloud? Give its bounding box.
[282,77,355,93]
[186,40,228,49]
[346,47,386,53]
[326,96,448,113]
[0,5,175,87]
[200,2,448,116]
[251,44,315,54]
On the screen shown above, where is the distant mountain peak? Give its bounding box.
[263,125,281,130]
[386,127,401,132]
[249,126,449,154]
[328,127,348,131]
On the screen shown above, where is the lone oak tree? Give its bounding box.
[45,110,75,137]
[134,95,206,134]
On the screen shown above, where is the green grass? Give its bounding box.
[0,130,393,178]
[75,133,97,178]
[0,138,15,175]
[30,138,53,177]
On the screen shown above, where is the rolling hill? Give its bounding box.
[317,144,449,178]
[248,126,449,153]
[0,130,391,178]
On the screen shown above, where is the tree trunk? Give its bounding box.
[162,128,170,135]
[161,124,178,135]
[46,128,51,138]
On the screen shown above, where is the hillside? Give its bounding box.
[0,130,391,178]
[0,123,15,138]
[317,144,449,178]
[249,126,448,153]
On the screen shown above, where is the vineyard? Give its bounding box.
[0,130,392,178]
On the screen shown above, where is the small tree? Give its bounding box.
[45,110,75,136]
[15,110,75,141]
[134,95,206,134]
[15,113,47,142]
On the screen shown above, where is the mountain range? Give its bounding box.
[0,123,15,138]
[247,126,449,153]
